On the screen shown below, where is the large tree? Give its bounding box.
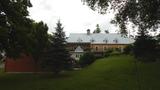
[42,20,72,74]
[29,21,49,60]
[27,21,49,72]
[0,0,33,57]
[133,28,158,61]
[82,0,160,35]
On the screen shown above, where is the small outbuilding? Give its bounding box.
[5,54,41,73]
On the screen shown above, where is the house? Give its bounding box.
[4,30,134,72]
[67,30,135,60]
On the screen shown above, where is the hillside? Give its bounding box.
[0,55,160,90]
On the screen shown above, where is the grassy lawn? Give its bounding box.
[0,55,160,90]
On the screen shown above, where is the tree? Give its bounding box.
[29,21,49,60]
[79,52,95,67]
[0,0,33,58]
[0,53,2,61]
[123,44,133,55]
[133,28,157,62]
[156,34,160,60]
[25,21,49,71]
[82,0,160,35]
[0,0,50,61]
[93,24,101,33]
[105,30,109,34]
[42,20,72,74]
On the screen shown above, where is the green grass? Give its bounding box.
[0,55,160,90]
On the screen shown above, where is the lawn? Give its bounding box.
[0,55,160,90]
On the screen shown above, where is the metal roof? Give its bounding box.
[67,33,135,44]
[75,46,84,52]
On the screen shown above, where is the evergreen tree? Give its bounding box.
[133,28,157,62]
[93,24,101,33]
[43,20,72,74]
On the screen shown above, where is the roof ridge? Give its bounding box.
[70,33,121,35]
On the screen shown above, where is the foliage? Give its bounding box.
[104,49,113,57]
[123,44,133,55]
[110,49,122,56]
[82,0,160,35]
[42,20,72,74]
[29,21,49,61]
[133,29,157,62]
[79,52,95,67]
[0,0,33,58]
[104,48,123,57]
[93,24,101,33]
[156,34,160,60]
[0,53,2,61]
[105,30,109,34]
[0,0,50,64]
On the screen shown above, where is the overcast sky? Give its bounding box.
[28,0,119,36]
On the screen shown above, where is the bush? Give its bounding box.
[104,48,122,57]
[79,52,96,67]
[71,58,81,68]
[123,45,133,55]
[104,49,113,57]
[115,48,121,52]
[133,37,157,62]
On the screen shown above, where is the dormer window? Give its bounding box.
[103,38,108,43]
[77,38,83,42]
[113,38,118,43]
[90,38,95,42]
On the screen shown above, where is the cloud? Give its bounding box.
[28,0,117,36]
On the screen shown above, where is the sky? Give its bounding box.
[28,0,119,36]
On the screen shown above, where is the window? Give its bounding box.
[96,47,98,51]
[103,38,108,43]
[77,38,83,42]
[90,38,95,42]
[113,39,118,43]
[104,47,106,50]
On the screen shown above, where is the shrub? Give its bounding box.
[110,50,121,56]
[104,49,113,57]
[104,48,122,57]
[79,52,96,67]
[123,44,133,55]
[115,48,121,52]
[133,37,157,62]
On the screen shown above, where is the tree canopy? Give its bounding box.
[82,0,160,35]
[133,28,158,61]
[0,0,50,63]
[29,21,49,61]
[0,0,33,57]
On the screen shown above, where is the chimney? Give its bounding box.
[87,29,90,35]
